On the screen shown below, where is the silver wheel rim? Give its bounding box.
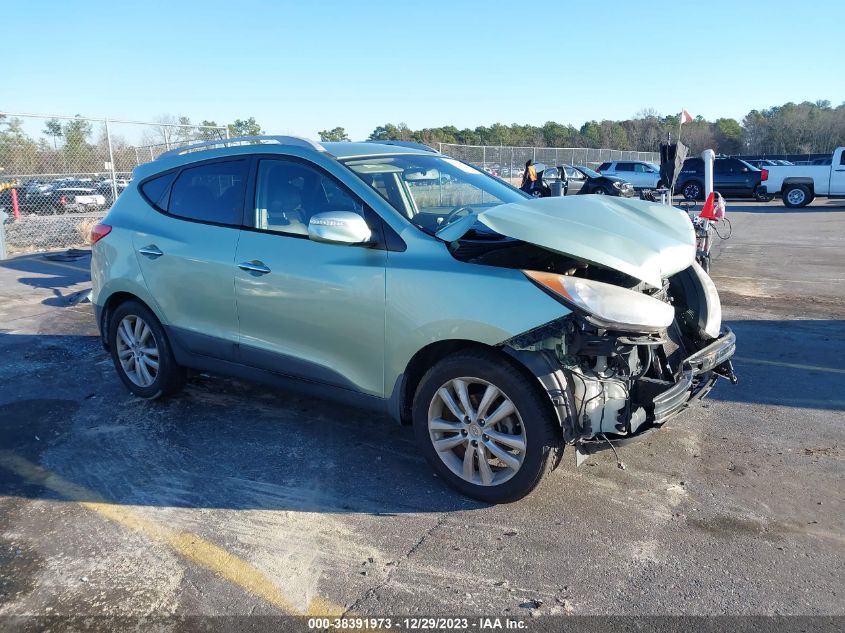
[115,315,160,388]
[685,184,699,199]
[787,189,805,205]
[427,377,527,487]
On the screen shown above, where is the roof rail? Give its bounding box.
[156,135,326,160]
[365,140,438,153]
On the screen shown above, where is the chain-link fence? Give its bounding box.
[0,112,227,257]
[438,143,660,186]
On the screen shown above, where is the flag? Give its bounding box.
[680,109,694,124]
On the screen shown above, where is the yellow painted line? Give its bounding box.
[733,356,845,375]
[0,450,346,617]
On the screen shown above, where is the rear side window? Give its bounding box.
[615,162,634,172]
[683,158,703,172]
[140,172,177,208]
[166,160,248,225]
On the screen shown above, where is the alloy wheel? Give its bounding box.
[427,377,527,486]
[115,314,160,388]
[787,188,806,206]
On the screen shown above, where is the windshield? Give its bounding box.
[340,154,528,235]
[576,165,601,178]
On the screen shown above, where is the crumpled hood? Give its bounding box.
[447,196,696,288]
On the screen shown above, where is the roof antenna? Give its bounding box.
[600,433,626,470]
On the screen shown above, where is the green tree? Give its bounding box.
[197,120,225,141]
[228,117,262,137]
[62,115,94,172]
[318,127,350,142]
[43,118,63,150]
[714,118,744,154]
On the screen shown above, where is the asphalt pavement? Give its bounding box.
[0,199,842,622]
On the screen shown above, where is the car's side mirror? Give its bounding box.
[308,211,373,246]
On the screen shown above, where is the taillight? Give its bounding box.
[761,169,768,181]
[90,223,112,244]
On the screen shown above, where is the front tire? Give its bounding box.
[782,184,811,208]
[412,349,559,503]
[108,300,185,399]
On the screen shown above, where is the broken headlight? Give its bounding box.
[523,270,674,333]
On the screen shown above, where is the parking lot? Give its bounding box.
[0,199,843,621]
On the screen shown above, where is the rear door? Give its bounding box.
[614,162,638,186]
[134,159,247,360]
[830,149,845,195]
[234,157,387,396]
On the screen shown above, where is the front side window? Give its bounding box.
[254,159,365,236]
[167,160,248,225]
[341,154,526,234]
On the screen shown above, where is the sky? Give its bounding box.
[2,0,843,142]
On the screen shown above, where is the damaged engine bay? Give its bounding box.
[449,230,738,452]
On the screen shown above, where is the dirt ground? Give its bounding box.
[0,199,843,626]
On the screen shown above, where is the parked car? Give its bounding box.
[0,187,69,215]
[760,147,845,208]
[596,160,664,189]
[91,137,737,502]
[746,159,779,169]
[538,164,635,197]
[675,156,767,200]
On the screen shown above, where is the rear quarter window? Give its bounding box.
[166,160,249,226]
[140,172,177,208]
[597,162,610,171]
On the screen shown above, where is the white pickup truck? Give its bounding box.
[762,147,845,207]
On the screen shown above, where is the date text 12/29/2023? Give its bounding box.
[307,617,527,630]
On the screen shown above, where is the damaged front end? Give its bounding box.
[497,262,737,463]
[442,195,737,463]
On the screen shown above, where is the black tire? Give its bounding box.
[593,186,610,195]
[682,181,704,201]
[698,254,711,274]
[782,184,811,208]
[108,299,186,399]
[412,349,559,503]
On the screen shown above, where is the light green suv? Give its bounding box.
[91,137,737,502]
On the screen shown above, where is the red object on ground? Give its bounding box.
[10,188,20,219]
[89,223,112,244]
[699,192,718,220]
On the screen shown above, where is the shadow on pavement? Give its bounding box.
[708,319,845,410]
[0,330,482,516]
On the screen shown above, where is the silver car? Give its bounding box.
[90,137,737,503]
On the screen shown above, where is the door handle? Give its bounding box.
[138,245,163,259]
[238,260,271,275]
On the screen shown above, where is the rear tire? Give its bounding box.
[108,300,186,399]
[683,181,703,201]
[412,349,559,503]
[782,184,811,208]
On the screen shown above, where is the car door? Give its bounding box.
[234,157,387,396]
[615,162,639,187]
[633,162,660,188]
[564,166,586,194]
[715,159,750,196]
[829,149,845,195]
[134,159,247,360]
